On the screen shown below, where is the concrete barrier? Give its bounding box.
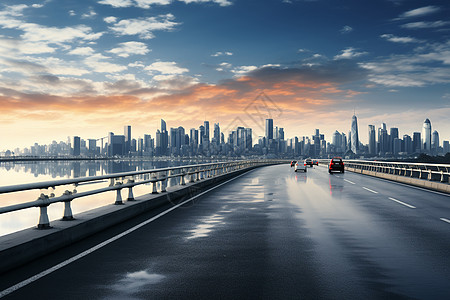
[346,167,450,194]
[0,165,265,274]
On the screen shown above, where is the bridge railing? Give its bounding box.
[340,160,450,183]
[0,160,286,229]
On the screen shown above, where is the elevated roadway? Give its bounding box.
[1,164,449,299]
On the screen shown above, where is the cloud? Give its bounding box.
[99,0,232,8]
[145,61,189,75]
[397,6,440,19]
[340,25,353,34]
[179,0,232,6]
[216,62,232,71]
[401,21,450,29]
[69,47,95,56]
[334,47,368,60]
[211,51,233,57]
[380,34,422,43]
[232,65,258,75]
[83,54,128,73]
[108,41,150,57]
[104,16,117,23]
[81,9,97,19]
[109,14,179,39]
[360,41,450,87]
[98,0,134,8]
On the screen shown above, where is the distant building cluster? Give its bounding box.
[2,116,449,159]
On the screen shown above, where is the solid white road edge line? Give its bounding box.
[362,187,378,194]
[440,218,450,224]
[0,170,252,298]
[388,197,416,209]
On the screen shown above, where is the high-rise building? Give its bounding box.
[265,119,273,141]
[160,119,168,155]
[351,114,359,154]
[204,121,210,143]
[422,119,432,152]
[403,134,412,154]
[213,123,220,145]
[124,125,131,154]
[368,125,376,156]
[199,125,205,145]
[412,132,421,153]
[432,130,439,154]
[73,136,81,156]
[443,141,449,154]
[190,128,198,146]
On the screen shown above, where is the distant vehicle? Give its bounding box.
[294,161,307,172]
[290,160,297,167]
[312,159,319,166]
[304,158,313,167]
[329,157,344,173]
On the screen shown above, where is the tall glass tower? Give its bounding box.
[351,114,359,154]
[422,119,431,152]
[368,125,376,156]
[265,119,273,140]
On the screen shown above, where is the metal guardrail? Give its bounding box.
[0,160,286,229]
[318,159,450,184]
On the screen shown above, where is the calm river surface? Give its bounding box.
[0,159,214,236]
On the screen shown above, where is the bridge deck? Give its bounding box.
[1,164,450,299]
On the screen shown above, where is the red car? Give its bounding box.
[329,157,344,173]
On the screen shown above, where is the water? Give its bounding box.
[0,159,215,236]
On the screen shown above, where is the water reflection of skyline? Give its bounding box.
[0,159,214,183]
[0,159,215,236]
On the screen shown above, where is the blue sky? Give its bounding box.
[0,0,449,149]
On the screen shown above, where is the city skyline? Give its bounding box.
[0,0,449,149]
[6,115,449,158]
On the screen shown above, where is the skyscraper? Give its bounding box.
[351,114,359,154]
[368,125,376,156]
[265,119,273,141]
[204,121,210,143]
[213,123,220,145]
[432,130,439,154]
[73,136,81,156]
[124,125,131,154]
[160,119,168,155]
[413,132,421,153]
[422,119,431,152]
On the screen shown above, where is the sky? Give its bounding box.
[0,0,449,150]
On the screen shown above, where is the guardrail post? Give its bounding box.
[127,179,135,201]
[151,173,158,194]
[196,167,200,181]
[37,193,51,229]
[62,190,74,220]
[189,168,195,183]
[181,169,186,185]
[160,171,167,192]
[115,185,124,205]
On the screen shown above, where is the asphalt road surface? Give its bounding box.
[1,164,449,299]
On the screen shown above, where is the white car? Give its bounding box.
[294,161,307,172]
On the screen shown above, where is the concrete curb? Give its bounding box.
[346,167,450,194]
[0,165,268,274]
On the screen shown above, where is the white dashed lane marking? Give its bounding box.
[362,187,378,194]
[388,197,416,209]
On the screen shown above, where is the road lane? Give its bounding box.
[1,164,449,299]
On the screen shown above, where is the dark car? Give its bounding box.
[329,157,344,173]
[312,159,319,166]
[290,160,297,167]
[304,158,313,167]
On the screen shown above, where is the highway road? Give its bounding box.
[1,164,449,299]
